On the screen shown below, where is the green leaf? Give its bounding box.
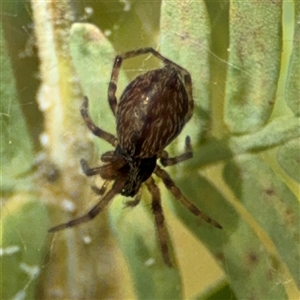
[224,154,299,286]
[109,194,182,299]
[0,21,34,192]
[160,0,211,143]
[285,2,300,115]
[277,138,300,182]
[1,197,50,299]
[70,23,127,154]
[228,116,299,154]
[173,172,288,299]
[224,2,282,133]
[70,23,116,132]
[159,1,299,299]
[195,279,237,300]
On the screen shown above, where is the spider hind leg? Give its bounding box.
[146,176,173,267]
[154,165,222,229]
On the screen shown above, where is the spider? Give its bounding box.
[49,47,222,267]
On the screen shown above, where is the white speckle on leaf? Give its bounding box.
[83,235,92,244]
[39,132,49,147]
[0,245,20,256]
[120,0,131,11]
[61,199,76,212]
[12,290,26,300]
[84,6,93,16]
[20,263,40,278]
[145,258,155,267]
[104,29,111,37]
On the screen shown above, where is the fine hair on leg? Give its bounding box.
[80,96,117,146]
[159,136,193,167]
[48,179,125,232]
[145,176,172,267]
[154,165,222,229]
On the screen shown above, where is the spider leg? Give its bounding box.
[145,176,172,267]
[80,158,126,179]
[123,191,142,208]
[81,96,117,147]
[48,179,124,232]
[114,47,187,71]
[80,159,104,176]
[101,151,116,162]
[159,136,193,167]
[154,165,222,229]
[91,180,108,196]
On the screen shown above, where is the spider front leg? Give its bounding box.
[81,96,117,147]
[80,157,127,180]
[145,176,172,267]
[159,136,193,167]
[49,179,125,232]
[154,165,222,229]
[80,159,103,176]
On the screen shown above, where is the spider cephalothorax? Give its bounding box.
[49,47,221,267]
[121,156,157,197]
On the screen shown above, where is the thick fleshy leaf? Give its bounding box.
[184,116,299,169]
[277,138,300,183]
[160,0,211,145]
[285,2,300,115]
[0,22,34,192]
[195,279,237,300]
[224,2,282,133]
[70,22,117,153]
[109,194,182,299]
[224,154,299,286]
[1,197,50,299]
[171,172,288,299]
[160,1,299,299]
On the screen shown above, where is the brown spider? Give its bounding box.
[49,47,222,267]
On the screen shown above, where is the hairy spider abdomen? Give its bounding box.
[116,65,191,158]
